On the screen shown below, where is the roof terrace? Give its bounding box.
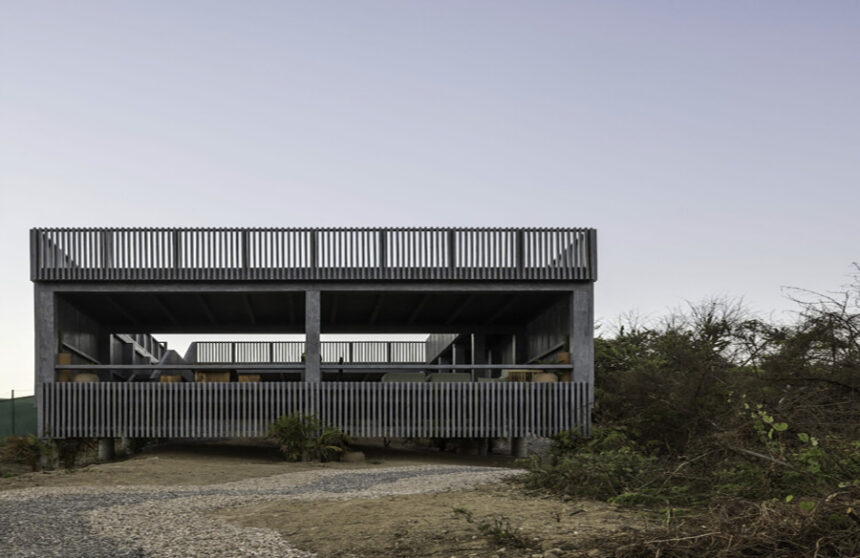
[31,227,597,282]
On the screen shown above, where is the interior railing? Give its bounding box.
[188,340,427,364]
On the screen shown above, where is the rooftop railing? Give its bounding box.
[31,227,596,281]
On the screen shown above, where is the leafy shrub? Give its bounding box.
[521,427,661,504]
[268,413,350,462]
[317,426,351,462]
[452,507,535,550]
[0,435,50,471]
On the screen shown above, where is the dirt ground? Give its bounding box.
[0,440,650,557]
[0,439,514,491]
[216,482,650,558]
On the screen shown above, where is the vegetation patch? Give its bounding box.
[520,268,860,556]
[268,413,350,462]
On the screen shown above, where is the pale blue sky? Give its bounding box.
[1,2,858,394]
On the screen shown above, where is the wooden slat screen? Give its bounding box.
[42,382,591,439]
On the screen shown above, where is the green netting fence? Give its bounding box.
[0,395,37,438]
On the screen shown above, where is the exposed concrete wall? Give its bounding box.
[57,297,103,365]
[425,333,459,363]
[525,298,570,362]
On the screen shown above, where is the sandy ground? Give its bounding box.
[0,439,515,491]
[0,440,650,557]
[217,482,649,557]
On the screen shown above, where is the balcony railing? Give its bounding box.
[31,227,596,281]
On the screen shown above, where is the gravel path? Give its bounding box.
[0,465,522,557]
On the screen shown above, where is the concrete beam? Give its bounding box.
[40,281,587,293]
[94,322,528,335]
[305,290,321,382]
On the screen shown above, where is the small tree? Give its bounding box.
[268,413,350,462]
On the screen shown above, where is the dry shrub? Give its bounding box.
[0,435,49,471]
[609,489,860,558]
[523,281,860,557]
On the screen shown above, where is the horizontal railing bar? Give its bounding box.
[55,363,572,371]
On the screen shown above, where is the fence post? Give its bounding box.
[516,230,525,276]
[242,230,250,275]
[447,230,456,278]
[378,229,387,277]
[10,389,15,435]
[172,230,181,275]
[310,230,319,276]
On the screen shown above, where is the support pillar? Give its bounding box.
[98,438,115,461]
[34,285,57,438]
[471,334,487,378]
[305,290,321,382]
[511,437,528,458]
[570,284,595,433]
[513,329,528,364]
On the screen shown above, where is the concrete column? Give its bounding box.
[34,284,58,438]
[570,285,595,435]
[98,438,115,461]
[305,290,321,382]
[511,437,528,458]
[471,334,487,378]
[513,330,528,364]
[570,285,595,396]
[120,437,133,454]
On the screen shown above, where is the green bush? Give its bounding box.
[521,427,661,504]
[268,413,350,462]
[0,435,50,471]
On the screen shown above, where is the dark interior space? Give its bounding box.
[59,290,568,334]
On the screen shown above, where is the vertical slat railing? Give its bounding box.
[32,227,595,281]
[43,382,588,438]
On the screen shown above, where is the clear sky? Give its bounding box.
[1,2,858,395]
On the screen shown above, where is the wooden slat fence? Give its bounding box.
[31,228,597,281]
[42,382,590,439]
